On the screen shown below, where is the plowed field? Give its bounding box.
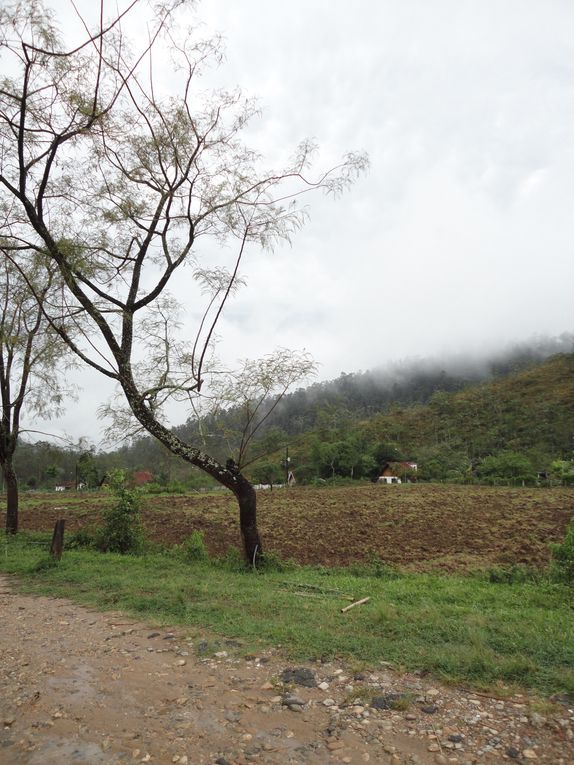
[16,484,574,571]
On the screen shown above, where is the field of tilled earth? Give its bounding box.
[16,485,574,572]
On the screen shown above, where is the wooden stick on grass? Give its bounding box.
[341,597,370,613]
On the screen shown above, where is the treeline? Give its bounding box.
[12,439,215,492]
[282,353,574,485]
[176,333,574,441]
[13,339,574,491]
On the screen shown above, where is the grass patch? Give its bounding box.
[2,531,573,698]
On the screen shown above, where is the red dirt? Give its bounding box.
[16,485,574,572]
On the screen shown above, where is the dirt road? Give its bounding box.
[1,574,573,765]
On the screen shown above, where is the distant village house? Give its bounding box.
[378,461,418,485]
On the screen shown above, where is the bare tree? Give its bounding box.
[0,255,72,533]
[192,349,317,471]
[0,0,367,562]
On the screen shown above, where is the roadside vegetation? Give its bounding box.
[2,505,574,699]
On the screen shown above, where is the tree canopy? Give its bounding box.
[0,0,366,559]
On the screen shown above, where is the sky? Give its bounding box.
[23,0,574,445]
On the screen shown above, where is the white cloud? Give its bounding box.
[24,0,574,441]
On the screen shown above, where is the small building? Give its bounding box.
[132,470,154,487]
[54,480,75,491]
[378,461,418,485]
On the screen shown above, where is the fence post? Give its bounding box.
[50,519,65,561]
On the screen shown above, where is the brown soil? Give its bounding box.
[18,485,574,572]
[1,573,573,765]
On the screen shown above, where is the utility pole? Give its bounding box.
[285,446,290,486]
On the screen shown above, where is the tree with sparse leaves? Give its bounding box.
[0,256,72,533]
[0,0,367,562]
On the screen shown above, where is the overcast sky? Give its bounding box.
[27,0,574,445]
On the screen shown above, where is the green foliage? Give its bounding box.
[549,460,574,486]
[476,452,536,485]
[179,531,209,562]
[487,565,543,585]
[77,450,99,488]
[249,459,283,486]
[216,546,248,573]
[415,446,471,482]
[550,519,574,582]
[31,556,60,572]
[258,550,295,572]
[67,528,98,549]
[303,354,574,483]
[2,535,574,697]
[349,554,402,580]
[96,470,144,554]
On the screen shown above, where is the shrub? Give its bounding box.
[550,519,574,582]
[67,528,98,549]
[180,531,209,562]
[96,470,144,554]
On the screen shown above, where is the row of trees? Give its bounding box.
[0,0,366,559]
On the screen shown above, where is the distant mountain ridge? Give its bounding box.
[14,335,574,486]
[280,351,574,483]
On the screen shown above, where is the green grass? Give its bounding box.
[2,532,573,698]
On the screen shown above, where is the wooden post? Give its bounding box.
[50,519,65,561]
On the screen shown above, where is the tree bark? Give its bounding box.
[4,459,18,535]
[233,477,263,566]
[120,379,264,565]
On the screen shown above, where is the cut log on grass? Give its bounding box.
[341,597,370,613]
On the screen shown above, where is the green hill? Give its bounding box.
[281,353,574,484]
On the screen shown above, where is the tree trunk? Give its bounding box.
[4,459,18,535]
[120,384,264,566]
[233,476,263,566]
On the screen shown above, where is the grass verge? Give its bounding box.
[2,532,573,698]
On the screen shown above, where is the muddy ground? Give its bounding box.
[1,573,573,765]
[17,485,574,571]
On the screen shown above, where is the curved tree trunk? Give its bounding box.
[120,385,263,565]
[233,476,263,566]
[4,459,18,535]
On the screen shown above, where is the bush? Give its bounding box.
[349,554,402,579]
[217,546,247,572]
[179,531,209,562]
[67,528,98,549]
[96,470,144,554]
[550,519,574,582]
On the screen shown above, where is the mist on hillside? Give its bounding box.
[263,333,574,430]
[168,333,574,455]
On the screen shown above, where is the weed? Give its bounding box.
[487,565,543,584]
[179,531,209,563]
[96,470,144,554]
[343,684,372,706]
[67,528,98,549]
[258,551,295,573]
[2,532,574,698]
[31,556,60,572]
[216,546,248,572]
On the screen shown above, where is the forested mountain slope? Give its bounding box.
[285,353,574,482]
[13,344,574,488]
